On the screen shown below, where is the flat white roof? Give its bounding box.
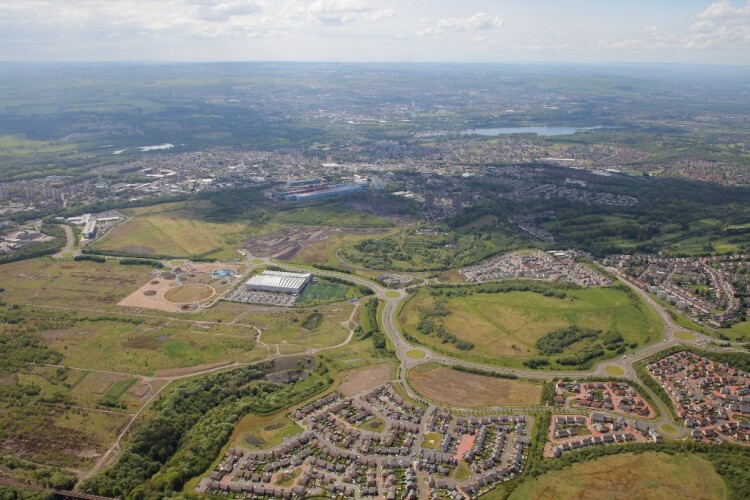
[245,270,312,292]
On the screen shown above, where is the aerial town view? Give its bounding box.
[1,1,750,500]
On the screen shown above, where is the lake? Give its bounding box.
[418,126,609,137]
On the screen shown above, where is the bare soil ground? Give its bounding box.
[163,284,215,304]
[246,227,338,258]
[338,364,393,396]
[409,366,542,407]
[118,274,184,312]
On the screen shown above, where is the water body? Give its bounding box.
[139,143,174,152]
[462,126,608,136]
[418,126,610,138]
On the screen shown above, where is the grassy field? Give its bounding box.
[251,303,353,350]
[0,258,151,309]
[406,349,426,359]
[291,231,392,268]
[94,201,248,259]
[227,413,303,451]
[40,316,262,375]
[296,279,360,306]
[0,403,130,470]
[675,331,698,341]
[399,286,662,369]
[510,452,727,500]
[408,365,543,407]
[605,365,626,376]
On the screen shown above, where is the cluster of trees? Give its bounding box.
[119,258,164,268]
[415,300,474,351]
[73,255,106,263]
[536,326,602,355]
[81,247,216,263]
[451,365,517,380]
[557,346,605,367]
[80,361,330,498]
[359,298,387,350]
[427,280,569,299]
[2,456,76,491]
[0,305,65,377]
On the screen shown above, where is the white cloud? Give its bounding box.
[687,0,750,49]
[306,0,394,26]
[599,1,750,52]
[418,12,503,36]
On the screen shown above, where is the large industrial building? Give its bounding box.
[245,270,312,294]
[274,179,370,202]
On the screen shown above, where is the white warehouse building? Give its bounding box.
[245,270,312,294]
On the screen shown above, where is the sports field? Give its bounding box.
[399,286,662,368]
[510,452,727,500]
[408,365,542,407]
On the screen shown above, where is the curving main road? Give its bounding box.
[271,257,747,435]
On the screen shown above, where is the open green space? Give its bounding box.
[675,331,697,341]
[510,452,727,500]
[296,279,361,306]
[245,303,354,351]
[339,226,526,271]
[604,365,625,376]
[228,413,303,451]
[660,424,679,435]
[406,349,426,359]
[399,284,662,369]
[94,201,248,259]
[421,432,443,449]
[0,257,152,309]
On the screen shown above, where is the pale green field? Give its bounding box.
[0,258,151,309]
[96,204,248,259]
[510,452,727,500]
[399,286,662,368]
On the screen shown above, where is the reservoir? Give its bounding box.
[418,126,609,137]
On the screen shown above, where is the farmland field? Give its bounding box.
[510,452,727,500]
[94,202,249,259]
[398,285,662,369]
[408,365,543,407]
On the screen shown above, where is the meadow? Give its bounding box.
[0,257,151,309]
[510,452,726,500]
[94,201,249,259]
[398,285,662,369]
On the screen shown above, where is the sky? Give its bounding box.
[0,0,749,65]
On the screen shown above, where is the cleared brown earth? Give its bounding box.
[338,364,393,396]
[162,284,214,304]
[408,365,542,407]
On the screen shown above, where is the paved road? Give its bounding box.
[54,223,76,257]
[271,258,749,436]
